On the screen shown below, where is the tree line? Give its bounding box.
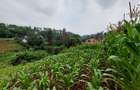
[0,23,81,53]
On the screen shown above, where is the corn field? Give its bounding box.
[0,2,140,90]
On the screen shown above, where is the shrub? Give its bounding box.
[11,50,48,65]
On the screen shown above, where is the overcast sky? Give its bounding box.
[0,0,140,35]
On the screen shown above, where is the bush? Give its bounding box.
[11,50,48,65]
[44,45,65,54]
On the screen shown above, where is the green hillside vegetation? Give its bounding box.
[0,23,81,54]
[0,2,140,90]
[0,45,98,90]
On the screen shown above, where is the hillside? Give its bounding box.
[0,38,23,53]
[0,23,81,52]
[0,2,140,90]
[1,23,140,90]
[0,44,99,90]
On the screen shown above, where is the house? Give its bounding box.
[84,38,98,44]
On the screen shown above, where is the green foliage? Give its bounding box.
[1,4,140,90]
[0,45,98,90]
[10,50,48,65]
[100,19,140,89]
[0,23,81,52]
[1,21,140,90]
[44,45,65,54]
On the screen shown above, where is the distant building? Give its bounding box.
[82,32,104,44]
[84,38,99,44]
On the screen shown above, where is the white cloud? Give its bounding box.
[0,0,139,35]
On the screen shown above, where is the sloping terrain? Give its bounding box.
[0,45,99,90]
[0,38,23,53]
